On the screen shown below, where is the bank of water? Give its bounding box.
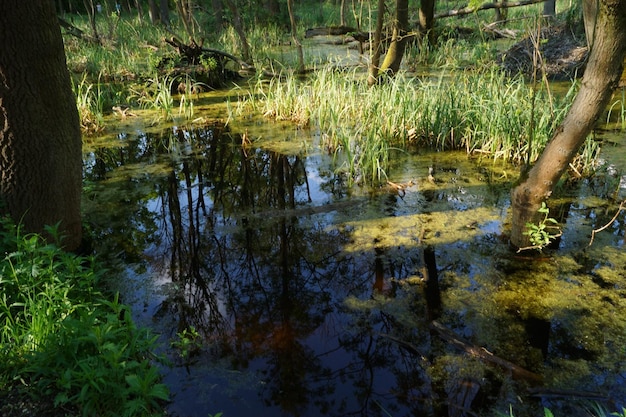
[82,91,626,416]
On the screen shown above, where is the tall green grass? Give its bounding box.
[252,66,579,184]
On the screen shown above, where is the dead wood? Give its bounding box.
[305,26,370,43]
[58,17,85,39]
[164,37,256,74]
[435,0,547,19]
[527,387,608,401]
[429,320,543,384]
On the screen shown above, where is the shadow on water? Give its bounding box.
[83,120,626,417]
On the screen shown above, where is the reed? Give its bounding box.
[256,65,582,185]
[73,73,105,134]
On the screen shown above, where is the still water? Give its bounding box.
[82,102,626,417]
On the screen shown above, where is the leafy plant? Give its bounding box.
[0,218,168,416]
[171,326,202,361]
[522,202,562,251]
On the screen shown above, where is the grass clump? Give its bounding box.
[254,66,578,185]
[0,219,168,417]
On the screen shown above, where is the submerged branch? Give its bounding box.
[429,320,544,384]
[589,200,626,245]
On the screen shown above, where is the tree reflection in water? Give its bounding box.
[83,123,626,417]
[84,123,434,416]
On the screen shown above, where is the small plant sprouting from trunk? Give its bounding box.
[519,202,561,252]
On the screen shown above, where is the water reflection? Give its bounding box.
[83,123,626,417]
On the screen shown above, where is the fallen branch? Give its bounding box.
[429,320,543,384]
[589,200,626,246]
[164,37,256,73]
[435,0,547,19]
[57,16,89,41]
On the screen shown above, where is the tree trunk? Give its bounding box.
[379,0,409,76]
[148,0,160,24]
[224,0,253,64]
[542,0,556,16]
[583,0,598,49]
[287,0,305,73]
[83,0,101,43]
[0,1,83,251]
[212,0,224,29]
[134,0,144,21]
[510,0,626,249]
[159,0,170,27]
[419,0,435,45]
[367,0,386,86]
[494,0,509,22]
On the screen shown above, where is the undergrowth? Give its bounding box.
[0,218,167,417]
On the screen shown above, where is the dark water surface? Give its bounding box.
[83,115,626,417]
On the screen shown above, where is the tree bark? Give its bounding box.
[148,0,160,24]
[0,1,83,250]
[419,0,435,45]
[542,0,556,16]
[224,0,253,64]
[159,0,170,27]
[287,0,305,73]
[367,0,386,86]
[379,0,409,77]
[510,0,626,249]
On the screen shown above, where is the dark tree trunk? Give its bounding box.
[419,0,435,45]
[287,0,305,73]
[266,0,280,17]
[160,0,171,27]
[134,0,144,21]
[148,0,160,24]
[224,0,253,63]
[83,0,101,43]
[0,1,83,251]
[494,0,509,22]
[212,0,224,29]
[542,0,556,16]
[510,0,626,249]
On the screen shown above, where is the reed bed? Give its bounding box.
[254,66,578,184]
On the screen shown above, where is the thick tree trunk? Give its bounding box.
[0,1,83,250]
[379,0,409,76]
[510,0,626,249]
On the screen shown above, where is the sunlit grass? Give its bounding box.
[252,65,582,185]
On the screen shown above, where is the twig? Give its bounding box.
[589,200,626,246]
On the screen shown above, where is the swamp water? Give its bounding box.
[82,95,626,417]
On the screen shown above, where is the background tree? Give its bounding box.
[0,1,83,250]
[510,0,626,249]
[368,0,386,85]
[379,0,410,77]
[542,0,556,17]
[419,0,436,45]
